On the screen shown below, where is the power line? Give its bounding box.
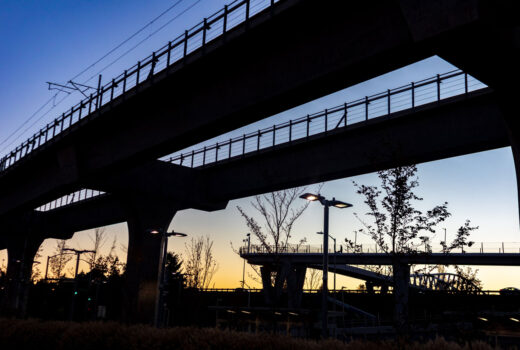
[0,0,189,152]
[0,94,57,149]
[70,0,185,82]
[0,93,71,154]
[84,0,202,84]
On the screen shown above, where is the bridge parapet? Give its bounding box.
[0,0,283,173]
[166,70,487,168]
[239,241,520,255]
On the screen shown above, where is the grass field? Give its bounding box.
[0,319,506,350]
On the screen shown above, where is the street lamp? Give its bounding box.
[241,233,251,289]
[300,193,352,338]
[148,229,187,327]
[317,232,337,291]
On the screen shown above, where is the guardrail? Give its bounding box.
[166,70,487,168]
[199,288,502,295]
[0,0,282,173]
[240,241,520,255]
[35,188,106,212]
[30,70,487,212]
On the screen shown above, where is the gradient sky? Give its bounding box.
[0,0,519,290]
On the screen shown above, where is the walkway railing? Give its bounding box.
[166,70,487,168]
[240,241,520,255]
[0,0,281,173]
[30,70,487,213]
[35,188,106,212]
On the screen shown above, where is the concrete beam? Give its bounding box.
[243,252,520,266]
[205,91,508,200]
[0,0,503,216]
[0,90,506,248]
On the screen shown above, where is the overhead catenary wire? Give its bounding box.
[0,0,192,154]
[70,0,186,83]
[83,0,202,85]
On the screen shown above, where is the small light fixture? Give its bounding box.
[274,312,282,315]
[478,317,488,322]
[329,198,352,209]
[168,231,188,237]
[300,193,322,202]
[510,317,520,323]
[227,309,236,314]
[241,310,251,314]
[288,312,298,316]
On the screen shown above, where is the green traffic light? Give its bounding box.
[74,291,78,295]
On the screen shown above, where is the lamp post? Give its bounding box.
[317,232,337,291]
[300,193,352,338]
[148,229,187,328]
[241,233,251,289]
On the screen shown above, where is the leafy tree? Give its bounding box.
[165,252,182,275]
[50,240,73,279]
[348,165,480,291]
[351,165,450,253]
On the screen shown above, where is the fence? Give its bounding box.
[166,70,487,168]
[0,0,282,173]
[35,188,106,212]
[240,241,520,255]
[30,70,488,212]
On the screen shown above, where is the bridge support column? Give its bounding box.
[393,261,410,334]
[0,234,43,318]
[122,197,177,324]
[260,265,274,305]
[500,92,520,225]
[287,266,306,309]
[260,262,306,308]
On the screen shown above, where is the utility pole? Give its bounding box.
[63,248,95,321]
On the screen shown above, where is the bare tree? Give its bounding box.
[237,186,319,286]
[183,235,218,289]
[50,240,73,279]
[87,227,107,271]
[304,268,322,290]
[237,187,317,254]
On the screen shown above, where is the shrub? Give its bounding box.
[0,319,501,350]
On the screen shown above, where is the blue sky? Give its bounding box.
[0,0,518,289]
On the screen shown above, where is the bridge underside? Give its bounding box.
[1,0,519,325]
[0,0,516,218]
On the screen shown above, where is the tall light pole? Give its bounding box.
[318,232,337,291]
[148,229,187,328]
[241,233,251,289]
[300,193,352,338]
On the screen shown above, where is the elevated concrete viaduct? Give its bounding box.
[1,0,519,326]
[0,0,515,217]
[0,88,509,321]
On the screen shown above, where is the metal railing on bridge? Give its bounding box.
[239,241,520,255]
[35,188,106,212]
[166,70,487,168]
[0,0,282,173]
[29,70,487,212]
